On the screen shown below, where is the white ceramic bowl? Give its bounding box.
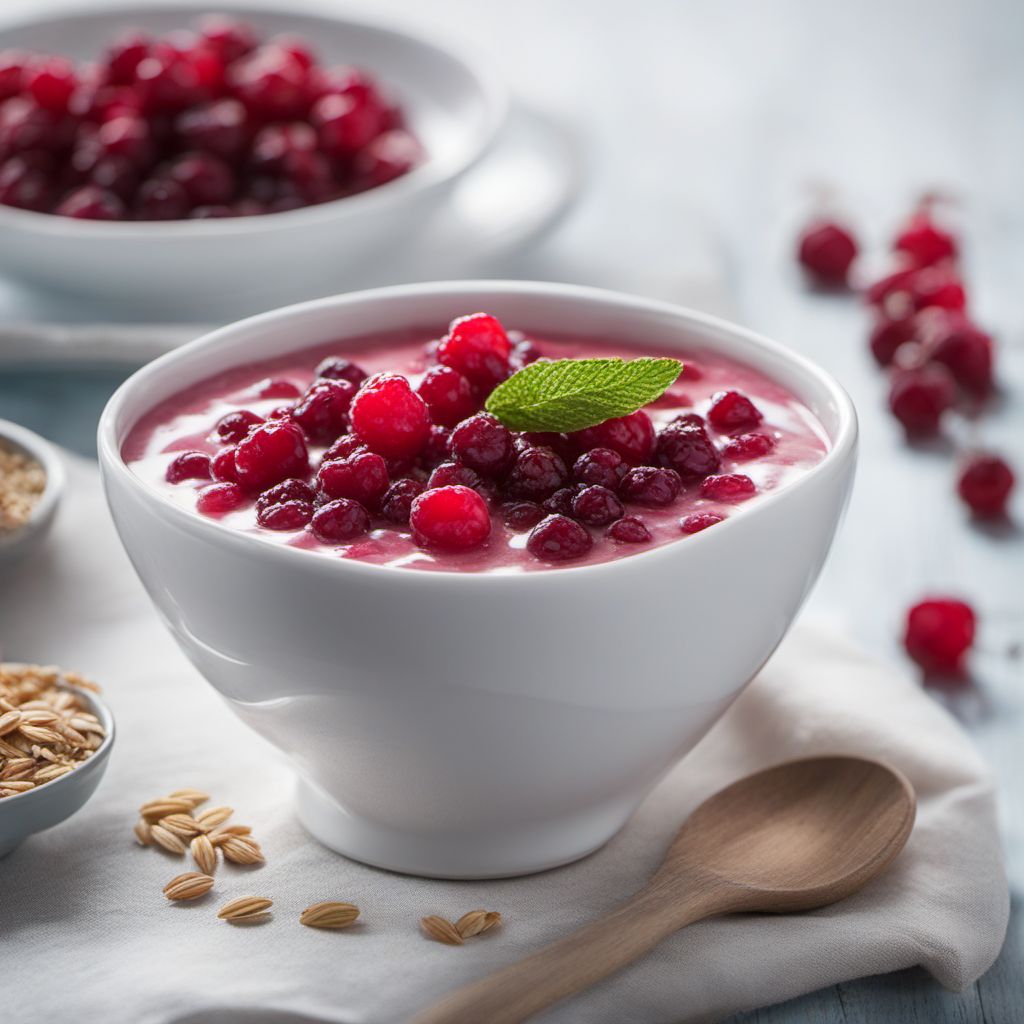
[0,418,65,570]
[98,281,857,878]
[0,676,115,857]
[0,3,506,320]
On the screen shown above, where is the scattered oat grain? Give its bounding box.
[299,902,360,929]
[420,915,464,945]
[163,872,214,901]
[218,896,272,922]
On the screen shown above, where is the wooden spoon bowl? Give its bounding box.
[414,756,916,1024]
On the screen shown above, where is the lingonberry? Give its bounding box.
[437,313,511,390]
[197,14,258,63]
[722,432,775,461]
[869,315,917,367]
[96,115,155,166]
[797,219,858,285]
[228,46,309,121]
[909,266,966,312]
[699,474,756,502]
[0,156,52,211]
[255,478,316,513]
[655,420,720,479]
[572,485,624,526]
[0,51,26,101]
[428,461,483,492]
[257,499,313,530]
[707,391,763,433]
[26,57,77,113]
[352,129,420,187]
[291,378,356,444]
[410,485,491,552]
[349,373,430,459]
[322,433,367,463]
[888,365,956,436]
[957,455,1014,519]
[168,151,235,206]
[503,501,544,531]
[921,313,994,398]
[417,366,477,428]
[214,409,263,444]
[619,466,681,507]
[311,89,384,158]
[105,30,151,85]
[165,450,212,483]
[904,598,975,676]
[680,511,725,534]
[893,211,957,268]
[316,451,389,509]
[134,52,203,114]
[135,177,191,220]
[54,185,126,219]
[422,424,452,466]
[310,498,370,543]
[542,487,580,517]
[448,413,515,477]
[233,420,308,492]
[572,447,627,489]
[256,378,301,399]
[504,446,569,501]
[196,481,245,515]
[526,514,593,562]
[175,99,249,161]
[866,266,919,308]
[381,478,426,525]
[607,515,651,543]
[315,356,368,387]
[572,411,656,466]
[211,446,239,482]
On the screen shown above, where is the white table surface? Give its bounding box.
[1,0,1021,1020]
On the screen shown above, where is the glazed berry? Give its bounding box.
[233,420,308,492]
[26,57,77,113]
[165,450,212,483]
[707,391,762,433]
[922,314,994,398]
[255,478,316,513]
[607,515,651,544]
[54,185,126,220]
[417,366,477,427]
[542,487,580,517]
[572,411,655,466]
[381,478,426,525]
[214,409,263,444]
[797,219,858,286]
[196,481,245,515]
[350,373,431,459]
[572,485,624,526]
[256,499,313,530]
[893,211,957,268]
[256,378,301,399]
[211,446,238,482]
[322,433,366,463]
[723,433,775,461]
[957,455,1014,519]
[291,378,356,444]
[410,485,491,552]
[316,451,389,509]
[503,501,544,531]
[655,420,720,479]
[904,598,975,676]
[437,313,511,390]
[315,356,368,387]
[310,498,370,543]
[504,446,569,501]
[448,413,515,477]
[680,511,725,534]
[526,514,593,562]
[428,461,483,492]
[572,447,626,489]
[699,474,756,502]
[888,365,955,436]
[619,466,681,507]
[869,315,916,367]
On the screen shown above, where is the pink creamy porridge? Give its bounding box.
[124,319,829,573]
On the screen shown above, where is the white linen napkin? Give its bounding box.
[0,454,1009,1024]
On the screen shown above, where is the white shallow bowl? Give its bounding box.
[0,418,65,570]
[98,281,858,878]
[0,3,506,319]
[0,677,115,857]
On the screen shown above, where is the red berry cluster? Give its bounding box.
[165,314,775,563]
[0,15,420,220]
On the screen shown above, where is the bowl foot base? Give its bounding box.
[295,776,634,879]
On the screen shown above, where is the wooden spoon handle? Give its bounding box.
[410,885,719,1024]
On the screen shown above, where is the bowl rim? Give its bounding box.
[98,279,858,584]
[0,0,509,238]
[0,671,115,807]
[0,417,66,550]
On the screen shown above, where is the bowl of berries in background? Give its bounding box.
[98,279,856,878]
[0,4,506,319]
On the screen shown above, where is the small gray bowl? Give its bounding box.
[0,418,65,570]
[0,676,115,857]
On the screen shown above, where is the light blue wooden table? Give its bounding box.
[1,0,1020,1021]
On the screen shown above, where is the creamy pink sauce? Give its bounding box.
[124,328,830,573]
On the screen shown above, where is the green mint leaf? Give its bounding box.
[485,357,682,433]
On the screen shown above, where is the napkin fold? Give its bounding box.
[0,454,1009,1024]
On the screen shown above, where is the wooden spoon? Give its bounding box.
[413,756,915,1024]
